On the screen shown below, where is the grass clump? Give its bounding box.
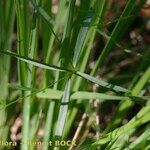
[0,0,150,150]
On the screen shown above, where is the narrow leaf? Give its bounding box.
[0,50,67,72]
[76,71,129,93]
[37,89,149,101]
[55,79,71,138]
[73,9,93,67]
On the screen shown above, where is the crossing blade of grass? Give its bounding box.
[54,79,71,141]
[37,89,149,101]
[76,71,129,93]
[0,50,133,94]
[0,50,68,72]
[91,0,146,76]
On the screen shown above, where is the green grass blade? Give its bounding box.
[0,50,67,72]
[59,0,75,67]
[73,9,93,67]
[37,89,149,101]
[41,0,52,59]
[76,71,129,93]
[54,79,71,140]
[43,101,55,150]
